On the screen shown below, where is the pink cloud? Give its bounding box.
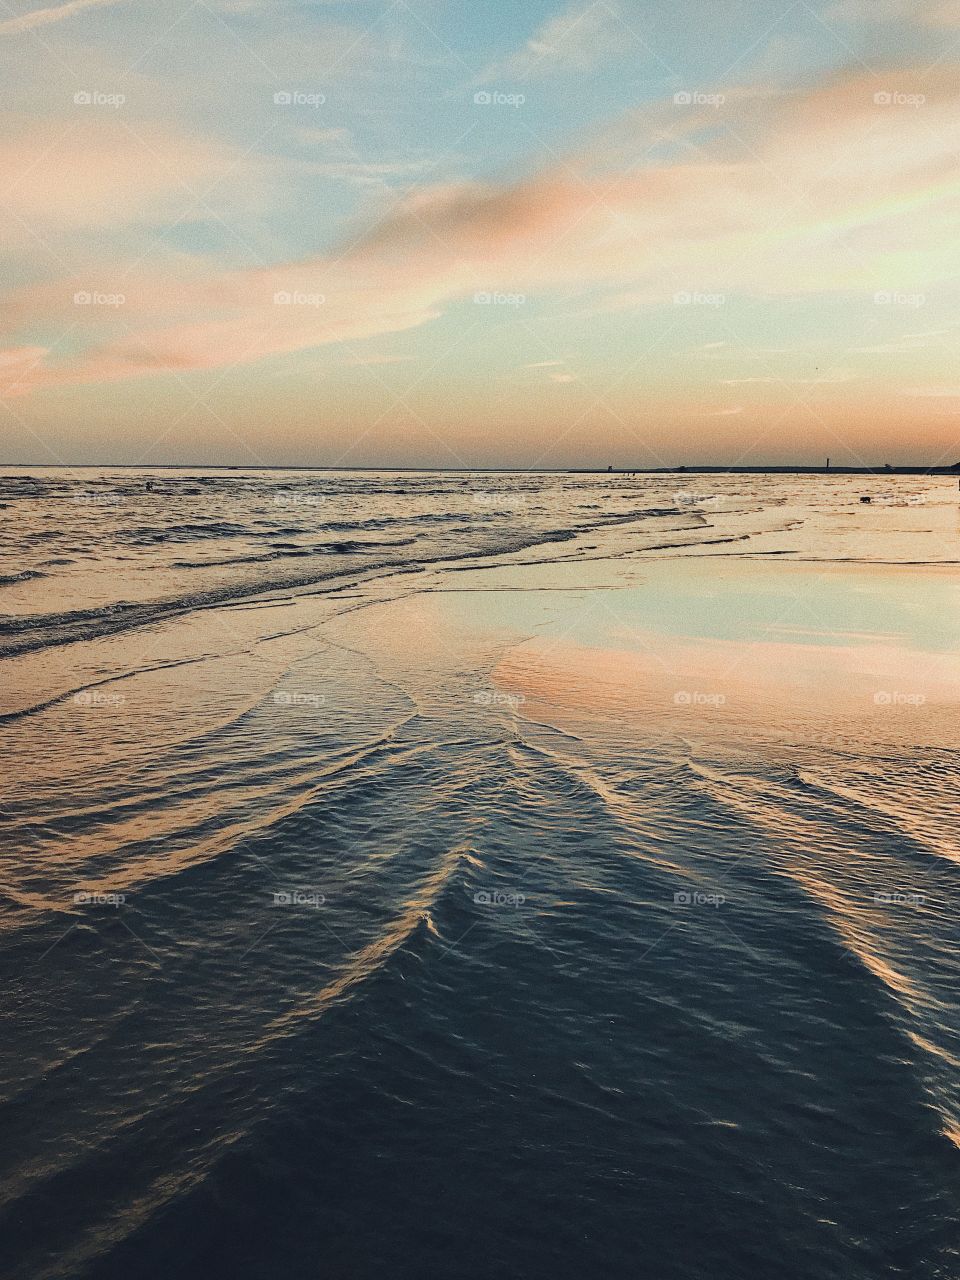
[0,346,50,397]
[0,116,271,249]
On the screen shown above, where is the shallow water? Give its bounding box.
[1,470,958,1279]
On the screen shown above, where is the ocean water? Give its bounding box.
[0,468,958,1279]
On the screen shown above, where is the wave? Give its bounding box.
[680,757,954,1011]
[0,524,593,659]
[118,521,263,546]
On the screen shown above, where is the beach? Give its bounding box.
[1,469,958,1279]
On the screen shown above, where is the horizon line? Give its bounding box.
[2,463,960,476]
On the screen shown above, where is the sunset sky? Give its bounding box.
[2,0,960,467]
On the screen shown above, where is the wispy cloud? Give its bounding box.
[0,0,125,36]
[307,158,439,187]
[6,63,960,397]
[339,353,416,366]
[0,117,272,242]
[476,1,628,82]
[722,372,857,386]
[826,0,960,27]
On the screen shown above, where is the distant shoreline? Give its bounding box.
[580,466,960,477]
[2,463,959,476]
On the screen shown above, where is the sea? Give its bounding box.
[0,467,957,1279]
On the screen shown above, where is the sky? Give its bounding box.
[1,0,960,468]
